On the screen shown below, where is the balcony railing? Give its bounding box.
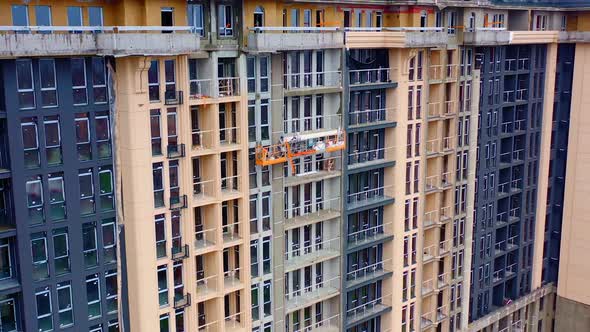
[196,274,218,297]
[219,127,240,146]
[222,222,241,242]
[346,258,392,281]
[218,77,240,97]
[283,196,340,221]
[516,88,528,101]
[348,107,395,126]
[197,320,219,332]
[285,276,340,312]
[169,194,188,210]
[188,77,240,100]
[193,179,216,201]
[283,71,342,90]
[224,312,243,330]
[304,314,340,332]
[165,90,184,105]
[347,222,392,246]
[167,143,186,159]
[283,113,341,134]
[349,68,391,85]
[347,185,394,206]
[194,227,216,250]
[248,27,344,52]
[425,175,440,192]
[172,244,189,261]
[284,237,340,262]
[173,293,191,309]
[347,146,395,167]
[223,267,241,287]
[221,175,240,194]
[346,294,391,323]
[0,25,202,56]
[191,129,215,151]
[505,58,530,71]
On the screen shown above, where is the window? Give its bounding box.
[161,7,174,32]
[150,109,162,155]
[35,6,52,29]
[48,174,66,221]
[167,107,178,151]
[175,309,184,332]
[57,282,74,327]
[160,314,170,332]
[67,6,82,27]
[26,176,44,224]
[44,116,62,165]
[155,214,166,258]
[164,60,176,101]
[148,60,160,101]
[12,5,29,27]
[254,6,264,27]
[88,7,103,27]
[21,119,39,168]
[83,222,98,268]
[79,170,95,215]
[106,270,118,314]
[153,163,164,208]
[99,168,114,211]
[102,218,117,263]
[31,233,49,281]
[39,59,57,107]
[188,4,204,36]
[158,265,169,307]
[96,113,111,159]
[75,114,92,160]
[92,57,108,103]
[173,262,184,302]
[53,228,70,275]
[87,274,102,319]
[36,289,53,332]
[71,58,88,105]
[218,4,233,36]
[16,59,35,109]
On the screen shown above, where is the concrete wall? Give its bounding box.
[555,296,590,331]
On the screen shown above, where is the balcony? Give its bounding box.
[428,64,458,82]
[194,228,216,253]
[193,179,217,205]
[189,77,240,102]
[348,147,395,171]
[504,58,530,72]
[426,137,454,156]
[427,101,456,120]
[167,143,186,159]
[345,27,448,49]
[346,294,392,327]
[500,119,526,136]
[283,71,342,93]
[198,321,220,332]
[284,238,340,272]
[348,108,396,129]
[222,222,241,244]
[169,195,188,211]
[224,312,246,331]
[347,222,393,250]
[223,268,242,290]
[165,90,184,106]
[463,28,511,46]
[285,276,340,313]
[284,197,341,229]
[348,68,396,89]
[346,259,393,288]
[305,314,340,332]
[171,244,189,261]
[284,156,342,187]
[221,175,240,198]
[248,27,344,52]
[196,274,218,301]
[174,293,191,309]
[0,26,201,57]
[499,150,525,167]
[347,185,394,211]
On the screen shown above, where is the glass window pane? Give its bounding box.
[12,5,28,26]
[67,7,82,26]
[35,6,51,26]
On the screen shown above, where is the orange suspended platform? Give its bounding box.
[255,129,346,174]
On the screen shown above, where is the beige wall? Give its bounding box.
[558,42,590,306]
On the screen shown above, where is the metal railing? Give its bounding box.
[348,107,395,126]
[304,314,340,331]
[193,179,216,200]
[438,240,450,256]
[347,222,392,245]
[441,172,452,186]
[221,175,240,193]
[346,293,391,321]
[516,88,528,101]
[219,126,240,145]
[191,129,215,150]
[283,196,340,221]
[194,227,216,250]
[423,245,435,261]
[283,70,342,90]
[283,113,341,134]
[167,143,186,159]
[284,237,340,261]
[218,77,240,97]
[425,175,440,191]
[223,267,241,282]
[348,146,395,166]
[197,320,219,332]
[222,222,241,241]
[346,258,392,281]
[224,312,243,329]
[196,274,218,293]
[347,185,394,205]
[285,275,340,303]
[349,68,391,85]
[440,206,452,221]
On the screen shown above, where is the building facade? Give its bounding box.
[0,1,590,332]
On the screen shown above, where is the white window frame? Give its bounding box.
[39,59,58,108]
[56,283,74,328]
[16,59,35,109]
[71,58,88,105]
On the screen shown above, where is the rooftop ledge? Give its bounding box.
[247,27,344,52]
[464,28,560,45]
[0,26,201,57]
[344,27,449,49]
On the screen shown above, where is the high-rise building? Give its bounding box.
[0,1,590,332]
